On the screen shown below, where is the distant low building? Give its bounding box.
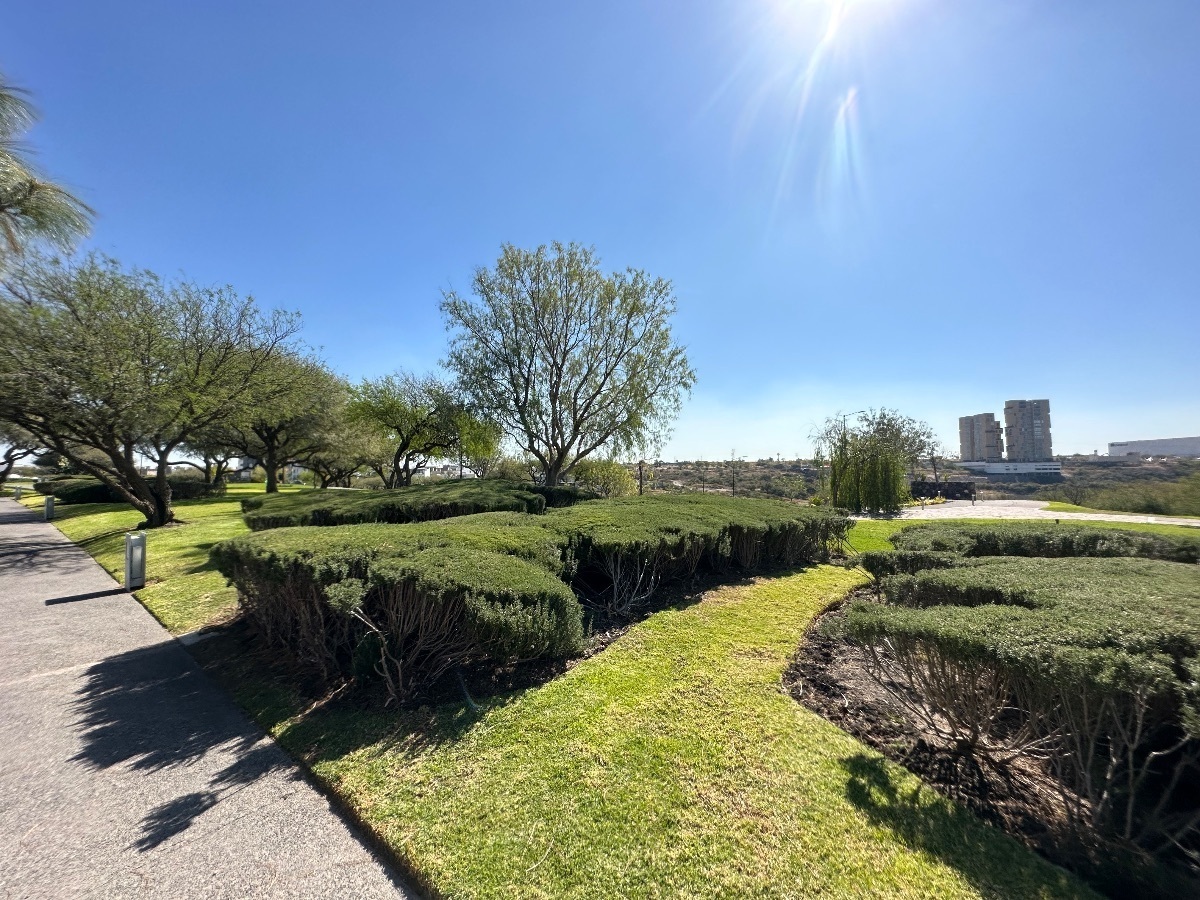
[959,460,1062,477]
[1108,436,1200,458]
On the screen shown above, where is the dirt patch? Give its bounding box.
[784,594,1198,899]
[786,599,1061,843]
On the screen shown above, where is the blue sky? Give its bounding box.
[6,0,1198,459]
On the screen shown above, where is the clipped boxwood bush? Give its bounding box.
[892,521,1200,564]
[858,549,960,582]
[213,522,583,699]
[166,476,226,500]
[240,479,557,530]
[532,483,600,508]
[34,474,224,504]
[213,495,850,699]
[545,494,849,614]
[34,476,122,504]
[843,556,1200,872]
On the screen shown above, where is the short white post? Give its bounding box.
[125,532,147,590]
[12,485,21,501]
[44,495,54,520]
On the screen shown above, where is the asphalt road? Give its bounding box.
[0,498,413,899]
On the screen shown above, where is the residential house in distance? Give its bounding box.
[1004,399,1053,462]
[958,413,1005,462]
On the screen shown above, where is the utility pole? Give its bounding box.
[638,459,645,496]
[731,449,737,496]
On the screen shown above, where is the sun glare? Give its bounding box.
[729,0,895,229]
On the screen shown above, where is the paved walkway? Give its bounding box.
[0,498,413,899]
[896,498,1200,528]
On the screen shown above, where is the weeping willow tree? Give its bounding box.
[816,410,913,515]
[831,431,908,514]
[0,74,92,266]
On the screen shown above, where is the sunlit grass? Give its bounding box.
[19,496,1114,895]
[1042,500,1200,521]
[845,515,1196,554]
[200,565,1092,899]
[18,482,302,633]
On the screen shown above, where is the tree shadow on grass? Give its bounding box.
[77,529,128,556]
[69,640,299,852]
[189,617,543,774]
[190,565,806,774]
[182,544,221,575]
[838,753,1087,899]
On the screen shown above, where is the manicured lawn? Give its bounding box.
[847,516,1196,554]
[24,495,1103,897]
[203,565,1091,899]
[845,518,905,552]
[17,483,300,633]
[1043,500,1200,521]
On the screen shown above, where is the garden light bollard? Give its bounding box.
[44,495,54,520]
[125,532,147,590]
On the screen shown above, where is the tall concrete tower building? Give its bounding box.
[958,413,1005,462]
[1004,399,1052,461]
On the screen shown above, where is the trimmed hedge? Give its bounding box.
[859,549,960,581]
[34,474,225,504]
[891,522,1200,564]
[532,484,600,508]
[167,477,227,500]
[843,556,1200,872]
[213,495,850,699]
[35,476,122,504]
[239,479,569,530]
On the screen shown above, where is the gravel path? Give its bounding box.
[896,498,1200,528]
[0,498,413,899]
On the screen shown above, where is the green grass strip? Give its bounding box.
[16,484,291,633]
[215,566,1092,899]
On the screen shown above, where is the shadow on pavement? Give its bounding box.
[45,587,128,605]
[70,641,298,852]
[0,538,95,579]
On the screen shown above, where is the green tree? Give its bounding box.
[179,424,241,485]
[217,357,343,492]
[488,456,532,482]
[857,408,935,475]
[455,412,503,478]
[303,415,371,488]
[573,458,636,497]
[0,75,91,265]
[815,410,914,514]
[347,371,461,487]
[0,422,39,487]
[441,242,695,486]
[0,254,301,526]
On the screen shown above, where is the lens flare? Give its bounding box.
[817,86,866,229]
[772,0,846,207]
[710,0,891,232]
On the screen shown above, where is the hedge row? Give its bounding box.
[843,555,1200,872]
[239,479,594,530]
[35,476,122,504]
[34,475,225,504]
[213,495,850,699]
[891,521,1200,564]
